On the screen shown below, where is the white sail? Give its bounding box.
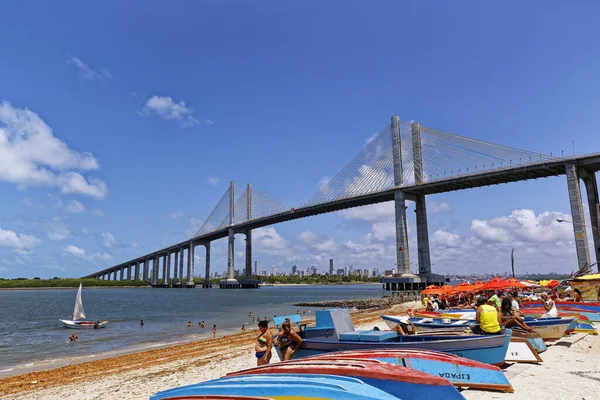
[73,283,86,321]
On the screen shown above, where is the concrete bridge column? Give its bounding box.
[134,262,140,281]
[391,115,410,274]
[179,249,184,285]
[204,242,211,287]
[173,250,179,285]
[245,230,252,277]
[143,260,149,281]
[118,269,123,280]
[415,194,432,275]
[565,163,591,270]
[227,228,235,279]
[582,170,600,270]
[152,255,159,286]
[166,253,171,286]
[127,264,132,281]
[161,254,167,286]
[187,243,195,287]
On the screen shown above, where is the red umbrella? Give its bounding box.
[480,277,509,291]
[452,282,472,293]
[467,281,487,293]
[505,278,528,289]
[420,285,443,295]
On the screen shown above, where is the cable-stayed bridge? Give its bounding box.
[84,116,600,287]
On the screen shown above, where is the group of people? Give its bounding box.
[186,321,217,337]
[254,318,303,366]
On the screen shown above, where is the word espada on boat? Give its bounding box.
[59,283,108,329]
[276,309,511,366]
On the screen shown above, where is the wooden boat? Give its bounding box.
[511,330,547,353]
[58,283,108,329]
[523,301,600,313]
[382,315,471,332]
[280,309,511,366]
[524,317,575,341]
[149,374,406,400]
[504,337,543,363]
[299,348,513,392]
[227,359,465,399]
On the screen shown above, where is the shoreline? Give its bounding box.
[0,286,151,290]
[0,303,410,398]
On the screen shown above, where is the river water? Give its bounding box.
[0,284,383,376]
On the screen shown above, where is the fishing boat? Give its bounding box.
[524,317,575,341]
[278,309,511,366]
[522,301,600,313]
[150,374,406,400]
[58,283,108,329]
[227,359,465,399]
[301,348,513,392]
[382,315,471,332]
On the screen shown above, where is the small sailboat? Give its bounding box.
[59,283,108,329]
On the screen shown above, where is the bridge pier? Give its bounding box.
[173,250,179,286]
[245,230,252,277]
[204,243,212,288]
[166,253,171,287]
[391,116,411,275]
[186,242,195,287]
[134,262,140,281]
[565,163,591,270]
[179,249,184,286]
[152,255,159,286]
[127,264,132,281]
[221,180,240,289]
[582,170,600,271]
[143,259,149,281]
[411,122,432,277]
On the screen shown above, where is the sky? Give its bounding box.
[1,1,600,279]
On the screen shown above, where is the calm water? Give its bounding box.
[0,284,383,376]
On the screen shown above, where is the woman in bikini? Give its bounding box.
[276,320,303,361]
[255,320,273,366]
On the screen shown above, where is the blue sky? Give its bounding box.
[1,1,599,278]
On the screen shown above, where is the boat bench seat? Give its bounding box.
[339,330,398,342]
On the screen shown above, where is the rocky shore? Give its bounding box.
[295,296,406,310]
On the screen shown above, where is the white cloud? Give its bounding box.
[432,230,461,247]
[64,244,85,257]
[0,101,107,198]
[339,202,394,222]
[207,177,219,185]
[130,242,140,248]
[91,209,103,217]
[318,176,331,190]
[204,120,215,125]
[254,227,288,255]
[66,200,85,213]
[67,56,112,81]
[0,226,38,252]
[141,95,199,127]
[187,217,204,237]
[101,232,116,248]
[167,210,184,220]
[428,200,451,214]
[42,216,71,241]
[365,132,379,146]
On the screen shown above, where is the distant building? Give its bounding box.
[384,269,394,277]
[329,259,334,276]
[272,267,277,276]
[337,268,345,276]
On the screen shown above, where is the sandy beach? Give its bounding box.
[2,302,599,400]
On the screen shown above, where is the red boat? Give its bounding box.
[228,358,464,399]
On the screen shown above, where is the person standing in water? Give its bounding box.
[200,321,205,328]
[140,320,144,326]
[255,320,273,366]
[212,325,217,338]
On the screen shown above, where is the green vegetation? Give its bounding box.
[0,277,150,289]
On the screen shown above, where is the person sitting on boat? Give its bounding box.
[276,320,303,361]
[393,320,416,336]
[574,288,583,302]
[255,320,273,366]
[470,296,502,335]
[501,298,534,332]
[540,293,558,318]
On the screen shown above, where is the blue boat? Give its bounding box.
[278,309,511,366]
[149,374,407,400]
[227,359,465,399]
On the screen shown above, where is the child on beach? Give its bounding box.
[212,325,217,338]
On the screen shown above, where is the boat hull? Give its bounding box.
[60,319,108,329]
[303,348,513,392]
[227,359,464,399]
[524,317,574,341]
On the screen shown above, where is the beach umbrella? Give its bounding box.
[547,280,561,289]
[505,278,528,289]
[480,277,509,290]
[467,281,487,293]
[420,285,443,295]
[441,284,454,292]
[452,282,472,293]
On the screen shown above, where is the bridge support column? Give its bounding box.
[152,255,159,286]
[134,262,140,281]
[179,249,184,285]
[204,243,212,288]
[582,170,600,271]
[143,260,149,281]
[187,243,195,287]
[161,254,167,286]
[245,230,252,278]
[227,228,235,279]
[173,250,179,286]
[565,163,591,270]
[391,115,410,275]
[166,253,171,287]
[415,194,432,275]
[127,264,132,281]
